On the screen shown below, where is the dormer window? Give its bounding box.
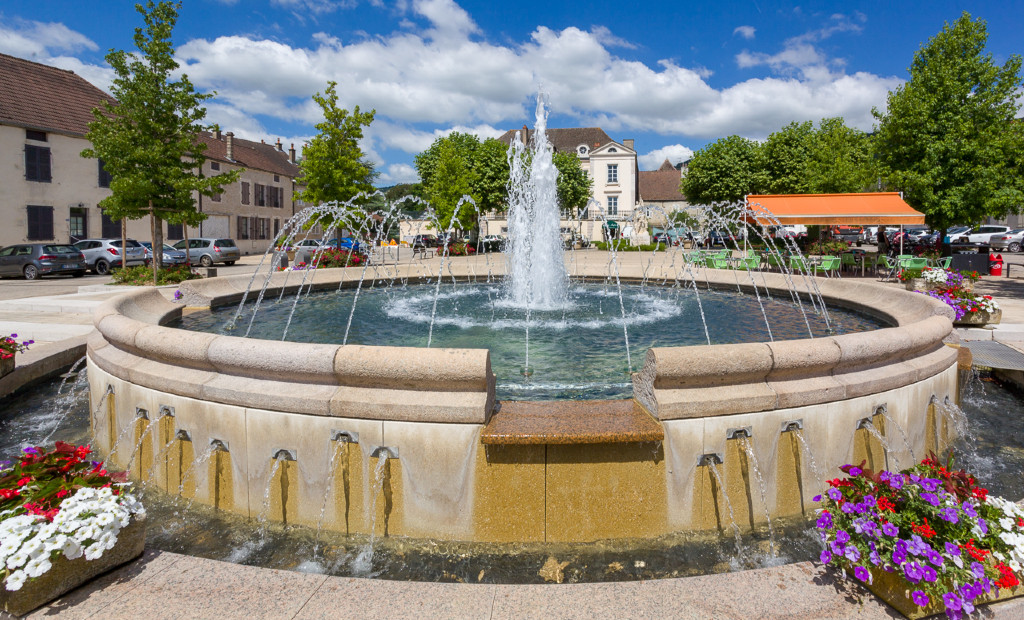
[608,147,618,153]
[577,144,589,156]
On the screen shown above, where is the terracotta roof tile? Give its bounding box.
[0,52,113,136]
[497,127,614,154]
[639,168,684,202]
[199,132,300,179]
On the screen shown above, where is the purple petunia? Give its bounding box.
[939,507,959,524]
[813,494,822,502]
[882,522,899,536]
[926,549,944,567]
[943,592,963,612]
[970,562,986,579]
[911,590,930,607]
[827,487,842,501]
[817,512,833,530]
[820,549,832,564]
[904,561,924,584]
[848,466,863,476]
[921,565,938,583]
[920,478,941,492]
[844,545,861,563]
[919,492,941,507]
[962,501,978,518]
[854,566,872,584]
[888,475,904,490]
[978,518,989,535]
[907,535,931,556]
[835,530,851,544]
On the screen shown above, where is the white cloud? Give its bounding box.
[378,163,419,184]
[271,0,356,14]
[639,145,694,170]
[733,26,755,40]
[0,17,98,58]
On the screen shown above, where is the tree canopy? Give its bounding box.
[680,135,765,204]
[82,0,238,277]
[552,151,593,216]
[296,81,377,217]
[872,12,1024,233]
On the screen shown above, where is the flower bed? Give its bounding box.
[1,443,145,614]
[0,334,32,378]
[815,456,1024,618]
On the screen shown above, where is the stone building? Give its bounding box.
[637,159,690,227]
[0,52,301,255]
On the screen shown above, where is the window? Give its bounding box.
[255,218,270,240]
[70,207,88,240]
[607,164,618,184]
[607,196,619,216]
[237,216,251,240]
[98,159,112,188]
[274,175,280,182]
[241,182,250,205]
[577,145,589,156]
[269,186,283,208]
[211,161,220,171]
[255,184,266,207]
[25,145,51,182]
[101,211,120,238]
[210,191,222,203]
[167,223,183,240]
[26,130,46,142]
[27,206,54,240]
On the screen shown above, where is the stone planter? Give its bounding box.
[0,354,13,378]
[0,514,146,617]
[856,564,1024,619]
[286,250,296,262]
[954,308,1002,326]
[903,279,925,291]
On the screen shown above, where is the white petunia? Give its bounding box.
[23,555,52,578]
[6,551,28,569]
[62,539,82,560]
[83,542,105,561]
[4,569,27,592]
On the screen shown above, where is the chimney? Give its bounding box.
[225,132,234,161]
[213,128,222,140]
[276,138,283,152]
[288,143,296,163]
[623,139,634,151]
[522,124,529,144]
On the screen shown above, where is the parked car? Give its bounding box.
[903,226,931,242]
[410,234,439,248]
[706,230,733,247]
[0,243,87,279]
[326,238,363,253]
[951,225,1009,244]
[294,238,329,250]
[140,241,187,266]
[172,238,240,266]
[74,238,148,274]
[942,226,972,244]
[990,229,1024,253]
[476,235,505,253]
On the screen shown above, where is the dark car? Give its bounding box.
[476,235,505,253]
[707,230,733,247]
[411,234,439,248]
[0,243,88,279]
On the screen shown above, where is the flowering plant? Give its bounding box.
[311,248,363,269]
[920,288,999,320]
[815,455,1023,618]
[898,269,925,283]
[0,443,144,592]
[446,242,476,257]
[0,334,33,360]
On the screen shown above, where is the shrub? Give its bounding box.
[109,265,198,286]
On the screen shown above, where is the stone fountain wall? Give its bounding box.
[86,258,959,543]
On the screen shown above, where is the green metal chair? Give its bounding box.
[789,256,809,272]
[840,252,859,274]
[707,256,730,270]
[876,255,898,280]
[734,256,761,271]
[906,257,929,271]
[932,256,952,269]
[764,253,785,272]
[814,256,842,278]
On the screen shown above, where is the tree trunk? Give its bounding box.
[121,219,127,275]
[183,221,191,268]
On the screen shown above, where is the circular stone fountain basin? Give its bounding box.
[174,283,883,400]
[86,260,960,544]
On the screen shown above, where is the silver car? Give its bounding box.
[140,242,188,265]
[73,238,148,274]
[990,229,1024,253]
[172,238,241,266]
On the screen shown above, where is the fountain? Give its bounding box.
[81,96,960,555]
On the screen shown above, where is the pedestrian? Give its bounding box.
[876,228,888,256]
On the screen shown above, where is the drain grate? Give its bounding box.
[962,341,1024,371]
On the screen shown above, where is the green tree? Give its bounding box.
[427,140,479,230]
[82,0,238,279]
[297,81,377,222]
[552,151,593,216]
[760,121,814,194]
[872,12,1024,238]
[680,135,765,204]
[473,138,511,213]
[806,117,873,193]
[415,132,484,189]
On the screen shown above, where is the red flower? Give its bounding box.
[912,518,936,538]
[962,539,990,561]
[996,563,1020,589]
[16,477,31,487]
[0,489,19,500]
[973,487,989,501]
[877,496,896,513]
[55,489,68,498]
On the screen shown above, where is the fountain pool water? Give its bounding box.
[176,283,882,400]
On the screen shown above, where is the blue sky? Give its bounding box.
[1,0,1021,184]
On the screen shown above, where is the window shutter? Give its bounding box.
[241,182,250,205]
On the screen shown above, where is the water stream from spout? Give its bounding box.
[706,459,745,560]
[861,421,898,471]
[737,436,777,557]
[791,428,825,489]
[351,455,389,575]
[313,441,346,561]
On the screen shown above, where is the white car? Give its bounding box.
[954,225,1011,244]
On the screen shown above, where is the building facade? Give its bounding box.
[0,52,301,256]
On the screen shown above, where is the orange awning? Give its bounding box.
[745,193,926,226]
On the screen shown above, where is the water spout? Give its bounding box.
[331,430,359,444]
[273,448,296,461]
[369,446,399,460]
